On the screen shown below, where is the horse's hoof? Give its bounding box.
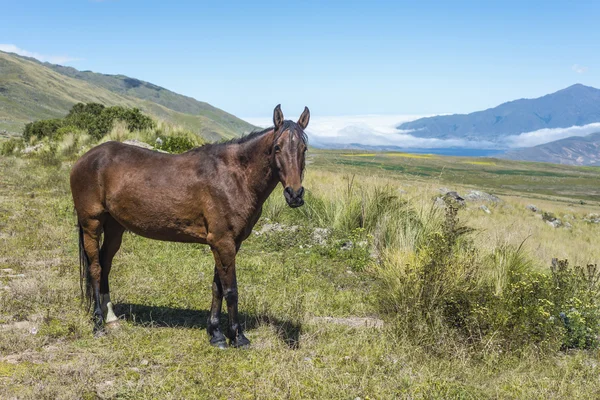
[230,334,251,349]
[209,330,228,349]
[210,340,228,349]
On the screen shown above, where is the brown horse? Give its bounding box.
[70,105,309,348]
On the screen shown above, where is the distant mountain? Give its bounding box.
[501,132,600,166]
[0,51,256,141]
[397,84,600,142]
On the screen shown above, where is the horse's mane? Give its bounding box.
[191,120,308,153]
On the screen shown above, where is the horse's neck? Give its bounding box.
[237,130,280,205]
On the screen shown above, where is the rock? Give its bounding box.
[464,190,501,203]
[434,197,446,209]
[397,188,407,195]
[526,204,538,212]
[564,221,572,229]
[312,228,330,245]
[584,213,600,224]
[254,223,299,236]
[155,137,163,146]
[123,139,154,150]
[445,191,465,204]
[479,205,491,214]
[1,268,14,274]
[22,143,43,154]
[546,219,563,228]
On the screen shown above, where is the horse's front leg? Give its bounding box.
[210,238,250,348]
[207,267,227,348]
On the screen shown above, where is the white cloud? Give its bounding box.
[503,123,600,148]
[572,64,588,74]
[244,115,600,150]
[244,114,495,149]
[0,44,80,64]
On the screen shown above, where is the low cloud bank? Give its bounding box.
[244,115,600,150]
[504,123,600,148]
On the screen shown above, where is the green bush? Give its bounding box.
[0,138,25,156]
[23,119,64,141]
[155,135,197,153]
[23,103,156,142]
[372,198,600,353]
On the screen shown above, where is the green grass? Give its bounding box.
[312,150,600,202]
[1,153,600,398]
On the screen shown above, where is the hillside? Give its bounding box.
[0,51,256,141]
[397,84,600,142]
[502,132,600,166]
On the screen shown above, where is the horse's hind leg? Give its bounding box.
[81,216,106,335]
[100,215,125,327]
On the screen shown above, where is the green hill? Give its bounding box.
[0,51,256,141]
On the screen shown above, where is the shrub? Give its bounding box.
[23,119,64,141]
[155,135,197,153]
[372,197,600,353]
[0,138,25,156]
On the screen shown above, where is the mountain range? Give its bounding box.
[501,132,600,166]
[0,51,255,141]
[397,84,600,142]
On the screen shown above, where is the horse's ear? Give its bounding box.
[297,106,310,130]
[273,104,284,130]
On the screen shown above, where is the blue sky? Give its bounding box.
[1,0,600,119]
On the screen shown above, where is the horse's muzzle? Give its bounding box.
[284,186,305,208]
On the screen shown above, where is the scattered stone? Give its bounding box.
[479,205,491,214]
[434,197,446,209]
[1,268,14,274]
[140,359,149,366]
[444,191,465,204]
[397,188,407,195]
[123,140,168,153]
[312,228,330,245]
[546,219,563,228]
[526,204,538,212]
[22,143,43,154]
[123,139,154,150]
[464,190,501,203]
[155,137,163,146]
[562,214,575,220]
[563,221,572,229]
[584,213,600,224]
[6,274,25,279]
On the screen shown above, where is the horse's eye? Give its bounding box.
[274,145,281,152]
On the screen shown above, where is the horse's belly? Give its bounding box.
[106,201,208,244]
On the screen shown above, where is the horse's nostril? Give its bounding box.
[298,187,305,197]
[284,187,294,196]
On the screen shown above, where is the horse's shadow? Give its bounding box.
[115,303,302,349]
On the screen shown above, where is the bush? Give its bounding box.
[372,197,600,353]
[23,103,156,142]
[0,138,25,156]
[23,119,64,141]
[155,135,197,153]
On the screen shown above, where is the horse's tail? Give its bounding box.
[78,223,92,311]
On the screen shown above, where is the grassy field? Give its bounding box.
[1,148,600,399]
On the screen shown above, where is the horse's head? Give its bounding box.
[271,104,309,208]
